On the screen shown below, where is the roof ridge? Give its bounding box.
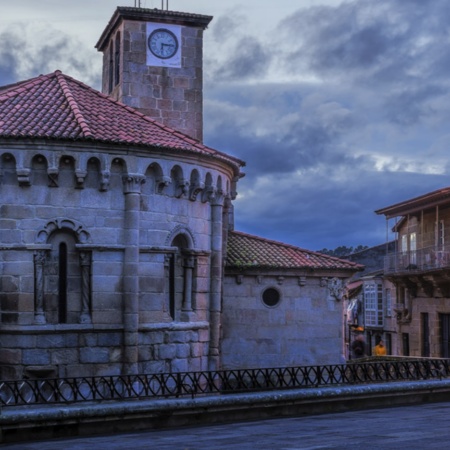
[55,70,94,139]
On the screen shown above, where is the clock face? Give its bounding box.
[148,28,179,59]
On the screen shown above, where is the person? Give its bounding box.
[351,334,366,359]
[374,339,387,356]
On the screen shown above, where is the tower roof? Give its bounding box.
[96,7,213,51]
[0,71,244,170]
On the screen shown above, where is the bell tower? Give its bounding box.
[96,7,212,142]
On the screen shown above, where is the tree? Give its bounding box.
[317,245,368,257]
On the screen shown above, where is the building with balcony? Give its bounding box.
[344,243,397,359]
[376,187,450,358]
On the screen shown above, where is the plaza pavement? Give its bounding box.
[1,400,449,449]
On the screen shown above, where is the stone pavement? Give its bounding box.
[1,401,449,449]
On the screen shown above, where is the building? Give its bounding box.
[343,243,397,358]
[0,6,362,380]
[376,187,450,357]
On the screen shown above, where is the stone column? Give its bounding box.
[208,190,224,371]
[181,255,195,321]
[79,251,92,324]
[34,250,47,325]
[122,175,145,375]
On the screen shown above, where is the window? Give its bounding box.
[421,313,430,357]
[114,32,121,86]
[262,288,280,307]
[385,333,392,355]
[440,314,450,358]
[108,44,113,93]
[385,288,392,317]
[437,220,445,250]
[409,232,417,265]
[402,333,410,356]
[364,283,383,327]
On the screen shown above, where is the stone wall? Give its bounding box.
[221,272,346,368]
[0,144,233,379]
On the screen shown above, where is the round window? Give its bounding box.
[262,287,281,307]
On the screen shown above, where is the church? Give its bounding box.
[0,6,361,380]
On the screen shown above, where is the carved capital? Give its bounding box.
[209,188,225,206]
[123,175,146,194]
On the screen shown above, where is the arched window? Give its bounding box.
[167,234,196,321]
[108,44,114,93]
[114,32,121,86]
[34,223,92,325]
[58,242,68,323]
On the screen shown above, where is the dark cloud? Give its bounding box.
[203,0,450,249]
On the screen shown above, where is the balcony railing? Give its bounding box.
[384,245,450,274]
[1,358,449,407]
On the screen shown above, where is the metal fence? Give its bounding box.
[1,358,450,407]
[384,246,450,274]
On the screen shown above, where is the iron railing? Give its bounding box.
[1,358,449,407]
[384,245,450,274]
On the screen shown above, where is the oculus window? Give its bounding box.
[262,287,281,308]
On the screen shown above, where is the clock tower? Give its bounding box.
[96,7,212,142]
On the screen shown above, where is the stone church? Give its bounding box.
[0,7,361,380]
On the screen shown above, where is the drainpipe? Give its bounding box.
[122,175,145,375]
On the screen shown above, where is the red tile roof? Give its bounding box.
[226,231,364,271]
[0,71,243,169]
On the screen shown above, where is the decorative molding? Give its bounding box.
[36,219,91,244]
[175,178,189,198]
[189,181,205,201]
[17,168,31,186]
[327,277,344,301]
[75,170,87,189]
[156,175,171,193]
[100,171,110,191]
[47,168,59,187]
[165,225,196,248]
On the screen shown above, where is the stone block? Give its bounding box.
[176,343,190,359]
[51,348,79,365]
[23,349,50,365]
[171,358,188,372]
[80,347,110,363]
[0,348,22,364]
[158,344,176,360]
[98,332,122,347]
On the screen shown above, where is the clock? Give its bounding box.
[148,28,179,59]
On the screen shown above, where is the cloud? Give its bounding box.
[0,23,101,88]
[203,0,450,249]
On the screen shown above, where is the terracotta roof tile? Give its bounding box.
[0,71,244,169]
[226,231,364,271]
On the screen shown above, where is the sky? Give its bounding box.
[2,0,450,252]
